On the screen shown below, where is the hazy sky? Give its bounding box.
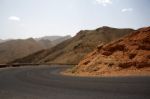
[0,0,150,39]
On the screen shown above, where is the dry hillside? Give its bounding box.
[70,27,150,76]
[0,38,48,64]
[12,26,134,64]
[0,35,71,64]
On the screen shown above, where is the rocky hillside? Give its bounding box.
[12,26,134,64]
[70,27,150,76]
[0,38,48,64]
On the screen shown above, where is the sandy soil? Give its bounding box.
[63,67,150,77]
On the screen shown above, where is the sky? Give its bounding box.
[0,0,150,39]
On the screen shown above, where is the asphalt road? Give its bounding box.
[0,65,150,99]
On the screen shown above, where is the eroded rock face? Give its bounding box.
[73,27,150,75]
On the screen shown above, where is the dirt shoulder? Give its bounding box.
[62,67,150,77]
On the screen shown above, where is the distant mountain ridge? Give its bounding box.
[0,35,71,45]
[0,35,71,64]
[0,38,44,64]
[12,26,134,64]
[0,39,3,43]
[0,39,11,44]
[36,36,63,41]
[52,35,71,45]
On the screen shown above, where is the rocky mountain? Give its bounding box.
[12,26,134,64]
[0,38,48,64]
[70,27,150,76]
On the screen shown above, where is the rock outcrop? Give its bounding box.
[71,27,150,76]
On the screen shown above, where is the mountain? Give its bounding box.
[70,27,150,76]
[0,39,9,43]
[0,39,3,43]
[0,35,71,64]
[35,35,71,46]
[52,35,71,45]
[36,36,62,41]
[12,26,134,64]
[37,39,53,49]
[0,38,47,64]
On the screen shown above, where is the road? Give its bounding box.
[0,65,150,99]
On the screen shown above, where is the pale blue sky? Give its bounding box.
[0,0,150,39]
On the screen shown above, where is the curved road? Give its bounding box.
[0,65,150,99]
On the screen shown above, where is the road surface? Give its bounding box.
[0,65,150,99]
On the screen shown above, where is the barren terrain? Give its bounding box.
[67,27,150,76]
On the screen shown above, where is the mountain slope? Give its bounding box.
[0,39,3,43]
[36,36,63,41]
[0,38,46,64]
[35,35,71,46]
[37,39,53,49]
[71,26,150,76]
[0,39,9,44]
[12,26,134,64]
[52,35,71,45]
